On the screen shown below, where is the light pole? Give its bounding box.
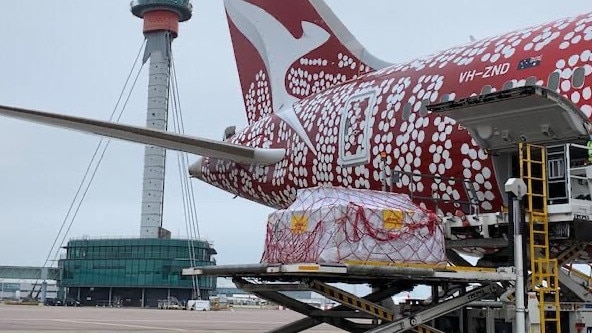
[505,178,527,333]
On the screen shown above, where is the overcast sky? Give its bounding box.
[1,1,592,269]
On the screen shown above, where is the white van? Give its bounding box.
[187,300,211,311]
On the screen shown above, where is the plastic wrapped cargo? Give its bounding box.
[261,186,446,265]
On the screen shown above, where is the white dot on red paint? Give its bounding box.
[561,80,571,92]
[573,35,582,44]
[417,183,424,192]
[418,131,425,143]
[478,149,487,160]
[476,174,484,184]
[561,68,573,79]
[429,164,437,173]
[583,87,592,100]
[463,169,472,179]
[461,144,469,154]
[556,59,566,69]
[445,159,452,169]
[482,167,491,179]
[406,153,413,164]
[569,54,580,66]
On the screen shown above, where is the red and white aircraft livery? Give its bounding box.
[1,1,592,261]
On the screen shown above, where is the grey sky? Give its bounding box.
[1,1,592,268]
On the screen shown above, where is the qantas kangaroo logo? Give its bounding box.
[225,0,331,154]
[224,0,330,111]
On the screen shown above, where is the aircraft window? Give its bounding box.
[573,67,586,89]
[419,99,429,117]
[402,103,411,120]
[502,81,514,90]
[481,85,492,95]
[547,71,560,91]
[525,76,537,86]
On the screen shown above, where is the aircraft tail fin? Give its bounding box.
[223,0,391,124]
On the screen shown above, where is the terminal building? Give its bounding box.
[59,238,216,307]
[0,281,58,301]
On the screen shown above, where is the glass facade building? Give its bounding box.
[59,238,216,307]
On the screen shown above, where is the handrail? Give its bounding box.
[563,264,592,287]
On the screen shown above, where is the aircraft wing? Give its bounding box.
[0,105,285,165]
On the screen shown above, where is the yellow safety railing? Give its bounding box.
[564,264,592,290]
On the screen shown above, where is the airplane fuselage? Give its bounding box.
[195,12,592,220]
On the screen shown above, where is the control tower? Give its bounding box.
[58,0,215,307]
[131,0,192,238]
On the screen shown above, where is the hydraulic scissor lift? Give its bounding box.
[183,263,513,333]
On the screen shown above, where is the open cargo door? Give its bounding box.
[428,86,591,153]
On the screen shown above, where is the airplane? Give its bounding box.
[2,0,592,265]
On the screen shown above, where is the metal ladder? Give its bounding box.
[519,143,561,333]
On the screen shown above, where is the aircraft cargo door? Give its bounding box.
[339,90,376,166]
[427,86,589,153]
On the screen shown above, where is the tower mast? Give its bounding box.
[131,0,192,238]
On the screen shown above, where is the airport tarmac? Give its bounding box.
[0,304,344,332]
